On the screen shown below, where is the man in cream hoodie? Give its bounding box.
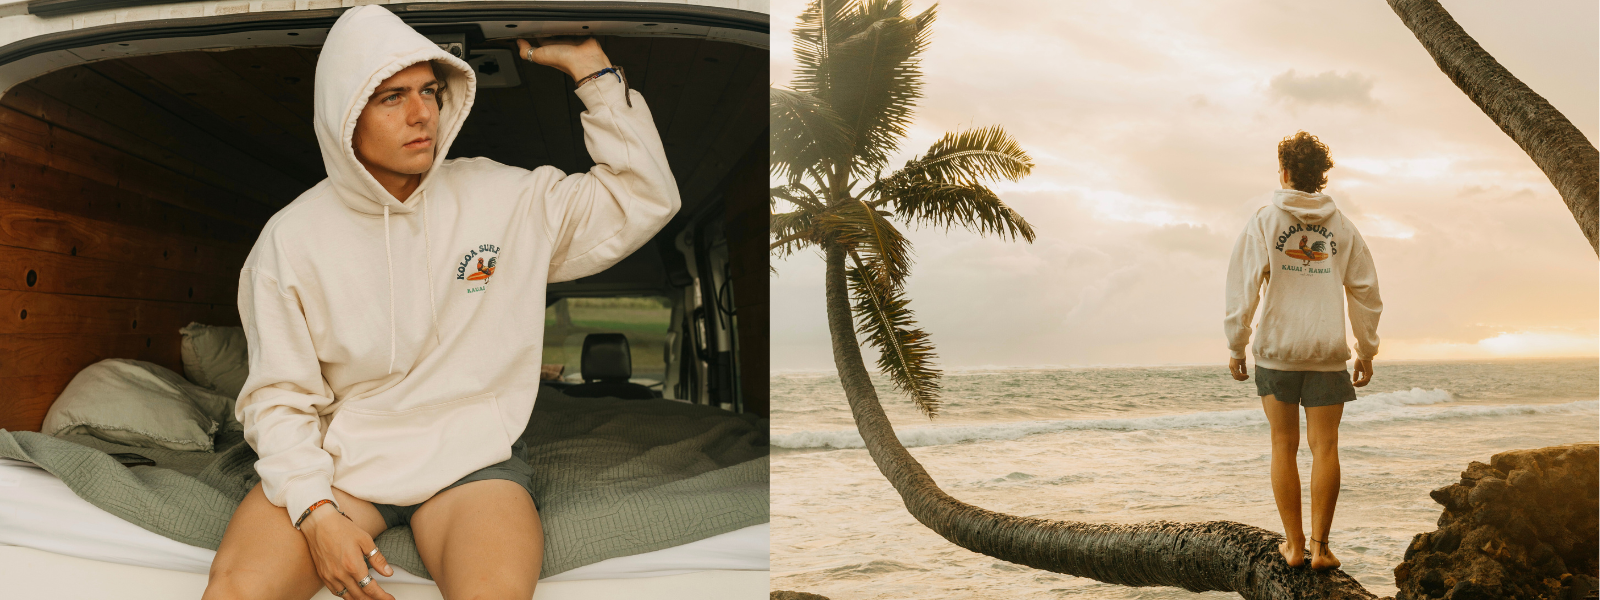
[1223,131,1380,572]
[205,6,678,600]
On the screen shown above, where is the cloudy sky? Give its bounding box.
[769,0,1599,370]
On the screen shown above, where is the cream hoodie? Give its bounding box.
[1224,189,1382,372]
[236,5,679,522]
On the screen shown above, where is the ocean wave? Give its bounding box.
[770,389,1595,450]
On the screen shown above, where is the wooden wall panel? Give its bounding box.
[207,48,317,122]
[0,49,303,431]
[676,47,767,205]
[0,373,74,433]
[0,83,300,208]
[638,38,697,146]
[0,332,181,378]
[0,290,239,336]
[106,55,323,182]
[0,151,262,245]
[520,63,580,173]
[0,105,276,229]
[91,58,324,188]
[0,199,249,276]
[0,246,237,305]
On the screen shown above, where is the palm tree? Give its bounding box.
[1387,0,1598,255]
[771,1,1385,598]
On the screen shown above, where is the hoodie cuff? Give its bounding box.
[573,69,630,110]
[1229,348,1247,361]
[282,472,335,526]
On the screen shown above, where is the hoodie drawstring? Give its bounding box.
[383,203,396,374]
[421,192,442,346]
[382,196,444,376]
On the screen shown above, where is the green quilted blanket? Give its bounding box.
[0,393,768,579]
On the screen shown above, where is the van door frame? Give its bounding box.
[0,2,766,87]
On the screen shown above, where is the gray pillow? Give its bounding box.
[42,359,227,452]
[179,322,250,404]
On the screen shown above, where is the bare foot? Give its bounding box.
[1279,539,1305,567]
[1309,538,1340,571]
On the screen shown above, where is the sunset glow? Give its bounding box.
[771,0,1598,369]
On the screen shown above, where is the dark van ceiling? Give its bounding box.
[3,35,765,220]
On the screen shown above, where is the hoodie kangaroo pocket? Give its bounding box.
[322,391,512,505]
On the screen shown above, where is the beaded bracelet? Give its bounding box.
[293,498,348,531]
[575,66,631,107]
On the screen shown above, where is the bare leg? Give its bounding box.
[203,483,388,600]
[410,479,543,599]
[1305,402,1344,570]
[1261,394,1305,567]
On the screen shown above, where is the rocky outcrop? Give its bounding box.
[1394,443,1598,600]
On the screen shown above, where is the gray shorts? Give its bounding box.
[1254,365,1356,408]
[371,438,536,529]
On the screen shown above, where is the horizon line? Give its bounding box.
[770,355,1600,375]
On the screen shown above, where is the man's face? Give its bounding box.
[353,61,441,178]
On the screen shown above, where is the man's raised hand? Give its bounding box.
[516,37,612,83]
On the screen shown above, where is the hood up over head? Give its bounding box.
[1272,188,1338,226]
[314,5,478,373]
[314,4,476,214]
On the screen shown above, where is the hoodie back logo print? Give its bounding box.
[1274,224,1337,276]
[457,243,500,293]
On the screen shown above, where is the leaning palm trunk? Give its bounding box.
[1388,0,1599,254]
[824,243,1384,599]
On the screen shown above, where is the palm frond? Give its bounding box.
[771,88,850,184]
[829,1,936,176]
[772,183,826,213]
[792,0,867,98]
[846,257,942,417]
[875,125,1035,186]
[879,181,1036,242]
[771,210,820,259]
[771,185,826,258]
[815,199,912,288]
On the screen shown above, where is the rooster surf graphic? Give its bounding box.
[466,256,496,281]
[456,243,500,294]
[1283,235,1329,267]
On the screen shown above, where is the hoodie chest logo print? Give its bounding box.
[456,243,500,293]
[1274,224,1337,275]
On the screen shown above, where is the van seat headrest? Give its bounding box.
[580,333,632,383]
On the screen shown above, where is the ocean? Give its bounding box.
[770,358,1599,599]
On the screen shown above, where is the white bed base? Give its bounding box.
[0,545,768,600]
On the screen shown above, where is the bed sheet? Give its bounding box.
[0,458,767,585]
[0,545,769,600]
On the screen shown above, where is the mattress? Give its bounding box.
[0,545,769,600]
[0,458,767,585]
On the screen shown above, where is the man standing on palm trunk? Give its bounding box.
[1223,130,1383,572]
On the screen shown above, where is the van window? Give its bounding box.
[542,297,672,385]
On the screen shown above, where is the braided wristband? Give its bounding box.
[293,498,347,530]
[574,66,631,107]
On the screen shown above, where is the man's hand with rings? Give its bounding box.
[515,37,613,83]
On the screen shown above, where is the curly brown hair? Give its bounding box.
[1277,131,1334,193]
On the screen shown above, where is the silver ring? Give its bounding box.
[358,575,373,588]
[333,589,348,597]
[524,46,533,61]
[366,548,379,558]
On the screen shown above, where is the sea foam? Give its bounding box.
[770,388,1595,450]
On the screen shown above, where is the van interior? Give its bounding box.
[0,24,768,434]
